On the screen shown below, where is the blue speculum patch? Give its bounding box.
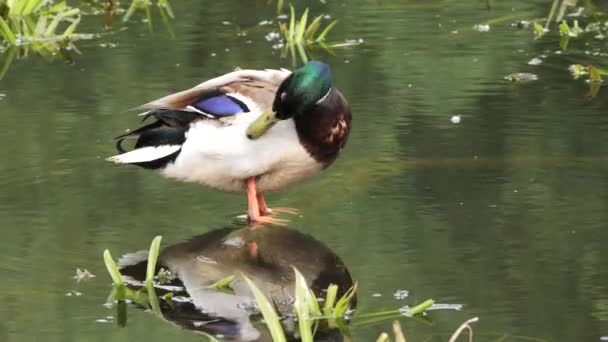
[193,95,248,116]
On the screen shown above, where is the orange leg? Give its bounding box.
[256,193,270,215]
[246,178,288,227]
[257,193,300,216]
[246,177,261,222]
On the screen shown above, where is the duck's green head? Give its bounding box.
[247,61,333,139]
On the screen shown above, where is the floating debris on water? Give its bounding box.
[427,303,464,311]
[528,57,543,66]
[265,32,280,41]
[258,20,273,26]
[196,255,217,264]
[600,336,608,341]
[95,316,114,323]
[393,289,409,300]
[372,293,382,297]
[472,24,490,32]
[511,20,531,29]
[566,7,584,18]
[223,236,245,247]
[450,115,461,124]
[503,73,539,82]
[65,290,82,297]
[74,268,95,282]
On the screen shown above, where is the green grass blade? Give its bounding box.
[545,0,559,29]
[48,1,67,13]
[147,285,162,317]
[276,0,284,15]
[323,284,338,317]
[45,12,64,37]
[145,236,162,288]
[21,0,43,16]
[0,47,16,79]
[103,249,125,286]
[296,43,308,63]
[158,0,175,18]
[243,274,287,342]
[334,282,357,317]
[293,267,314,342]
[296,8,308,42]
[209,274,236,293]
[63,16,80,36]
[405,299,434,316]
[316,20,337,42]
[0,17,17,45]
[123,0,139,22]
[376,333,389,342]
[288,4,295,39]
[304,15,322,41]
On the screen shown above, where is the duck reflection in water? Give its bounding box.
[113,225,355,341]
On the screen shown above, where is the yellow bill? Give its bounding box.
[246,108,279,140]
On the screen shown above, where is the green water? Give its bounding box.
[1,0,608,341]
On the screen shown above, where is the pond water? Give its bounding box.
[1,0,608,341]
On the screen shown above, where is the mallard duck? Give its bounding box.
[107,61,351,225]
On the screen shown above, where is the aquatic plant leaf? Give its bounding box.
[323,284,338,317]
[405,299,434,316]
[589,65,601,82]
[48,1,67,13]
[334,282,357,318]
[103,249,125,286]
[21,0,44,16]
[209,274,236,293]
[0,47,16,79]
[293,267,316,342]
[559,20,570,36]
[376,333,389,342]
[147,285,162,317]
[0,17,17,45]
[304,14,323,41]
[288,4,295,40]
[533,22,545,40]
[158,0,174,19]
[297,43,308,63]
[242,274,287,342]
[296,8,309,43]
[276,0,285,15]
[145,235,162,288]
[316,20,337,42]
